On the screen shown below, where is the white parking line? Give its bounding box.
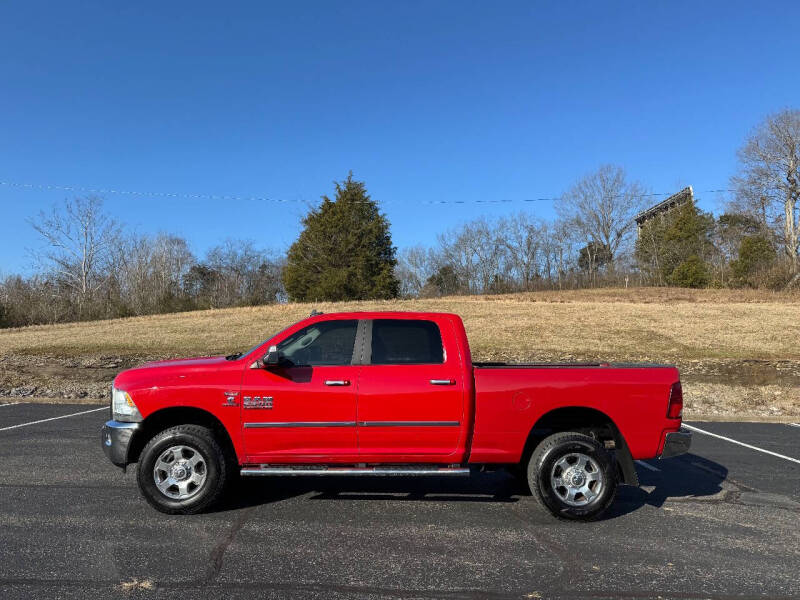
[635,459,660,472]
[683,423,800,465]
[0,407,107,432]
[0,402,22,407]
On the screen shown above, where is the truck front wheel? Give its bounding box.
[136,425,230,514]
[527,432,617,521]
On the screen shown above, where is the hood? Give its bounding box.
[113,355,230,391]
[137,356,229,369]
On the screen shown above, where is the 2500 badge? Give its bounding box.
[243,396,273,409]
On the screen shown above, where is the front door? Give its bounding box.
[241,318,360,461]
[356,318,465,458]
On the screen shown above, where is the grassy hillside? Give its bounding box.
[1,288,798,418]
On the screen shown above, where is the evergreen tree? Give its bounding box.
[283,173,399,301]
[421,265,463,297]
[635,201,715,286]
[730,236,777,287]
[669,254,710,288]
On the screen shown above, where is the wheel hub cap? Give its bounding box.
[170,461,190,481]
[550,452,604,507]
[567,468,586,487]
[153,445,207,500]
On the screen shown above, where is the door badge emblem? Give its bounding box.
[222,391,239,407]
[243,396,273,409]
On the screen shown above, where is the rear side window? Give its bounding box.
[277,320,358,366]
[370,319,444,365]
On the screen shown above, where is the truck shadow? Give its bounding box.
[605,453,729,518]
[216,470,521,512]
[216,454,729,519]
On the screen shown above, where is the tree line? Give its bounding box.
[398,194,784,298]
[0,197,285,327]
[1,108,798,328]
[399,108,800,296]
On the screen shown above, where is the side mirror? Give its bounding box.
[262,345,283,367]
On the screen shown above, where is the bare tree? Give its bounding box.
[558,165,647,274]
[732,109,800,273]
[205,239,284,307]
[430,214,598,293]
[498,213,544,291]
[469,218,505,292]
[437,227,477,293]
[396,245,437,297]
[542,219,579,290]
[113,233,196,314]
[438,218,505,294]
[28,196,121,315]
[635,219,665,286]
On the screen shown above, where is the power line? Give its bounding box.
[0,179,736,206]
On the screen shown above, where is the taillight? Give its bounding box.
[667,382,683,419]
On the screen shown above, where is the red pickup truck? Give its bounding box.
[101,311,690,520]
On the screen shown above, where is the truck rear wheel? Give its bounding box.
[527,432,617,521]
[136,425,230,515]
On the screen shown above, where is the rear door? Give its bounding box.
[241,318,360,461]
[356,318,465,458]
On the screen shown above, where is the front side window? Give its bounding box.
[370,319,444,365]
[277,320,358,366]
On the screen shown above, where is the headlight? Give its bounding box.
[111,386,142,422]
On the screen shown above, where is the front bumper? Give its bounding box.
[101,420,140,467]
[659,429,692,459]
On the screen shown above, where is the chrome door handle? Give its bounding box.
[430,379,455,385]
[325,380,350,386]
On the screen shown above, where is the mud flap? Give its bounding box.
[614,435,639,487]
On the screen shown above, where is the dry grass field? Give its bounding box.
[1,287,798,419]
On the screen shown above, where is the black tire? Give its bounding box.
[527,432,617,521]
[137,425,230,515]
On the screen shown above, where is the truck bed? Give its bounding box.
[468,362,681,463]
[473,362,674,369]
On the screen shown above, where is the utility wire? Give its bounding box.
[0,179,736,206]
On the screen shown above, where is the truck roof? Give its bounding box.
[303,310,461,320]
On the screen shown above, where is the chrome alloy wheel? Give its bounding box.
[153,445,207,500]
[550,452,603,507]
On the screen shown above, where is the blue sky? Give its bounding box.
[1,1,799,274]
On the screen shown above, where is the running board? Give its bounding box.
[240,466,471,477]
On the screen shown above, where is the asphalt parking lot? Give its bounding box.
[0,403,798,600]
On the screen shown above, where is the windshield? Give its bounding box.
[234,321,297,360]
[235,337,274,360]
